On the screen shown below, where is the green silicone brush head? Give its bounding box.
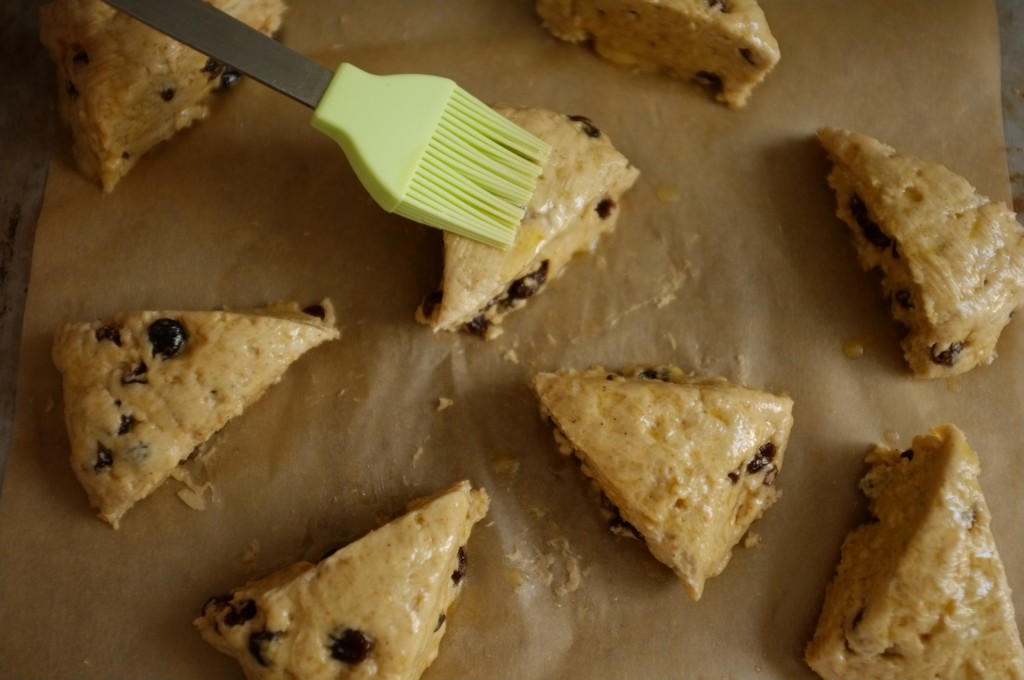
[311,63,551,248]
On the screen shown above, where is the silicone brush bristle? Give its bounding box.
[396,88,551,248]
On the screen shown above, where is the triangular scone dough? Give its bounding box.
[536,0,780,108]
[818,127,1024,379]
[39,0,286,192]
[533,366,794,600]
[195,481,490,680]
[52,300,340,528]
[806,425,1024,679]
[416,107,639,338]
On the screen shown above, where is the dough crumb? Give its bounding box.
[493,454,520,478]
[743,532,762,549]
[505,542,555,593]
[603,266,685,330]
[502,349,519,364]
[170,466,212,511]
[436,397,455,412]
[176,486,208,511]
[548,536,584,596]
[504,533,583,597]
[241,539,260,566]
[552,428,576,456]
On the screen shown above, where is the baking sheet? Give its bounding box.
[1,1,1021,678]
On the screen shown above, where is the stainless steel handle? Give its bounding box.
[101,0,333,108]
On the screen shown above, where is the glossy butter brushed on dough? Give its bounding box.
[818,127,1024,378]
[417,106,639,338]
[196,482,489,680]
[533,366,793,600]
[806,425,1024,679]
[536,0,780,107]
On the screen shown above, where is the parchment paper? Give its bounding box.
[1,1,1021,678]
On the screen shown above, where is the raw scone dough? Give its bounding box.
[818,127,1024,379]
[416,107,639,339]
[535,0,780,108]
[532,366,794,600]
[52,300,339,528]
[805,425,1024,680]
[195,481,490,680]
[39,0,286,192]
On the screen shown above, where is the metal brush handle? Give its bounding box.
[100,0,333,108]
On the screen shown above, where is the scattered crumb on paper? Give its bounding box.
[175,487,208,511]
[436,397,454,412]
[241,539,260,566]
[492,453,520,478]
[549,536,583,596]
[170,466,212,511]
[743,532,762,549]
[504,532,584,597]
[602,265,686,331]
[552,428,575,456]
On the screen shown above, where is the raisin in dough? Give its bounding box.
[52,300,339,528]
[805,425,1024,679]
[196,481,490,680]
[39,0,286,192]
[536,0,780,108]
[818,127,1024,379]
[532,366,793,600]
[416,108,638,339]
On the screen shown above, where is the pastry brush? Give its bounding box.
[101,0,551,249]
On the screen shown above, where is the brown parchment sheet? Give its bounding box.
[1,1,1021,678]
